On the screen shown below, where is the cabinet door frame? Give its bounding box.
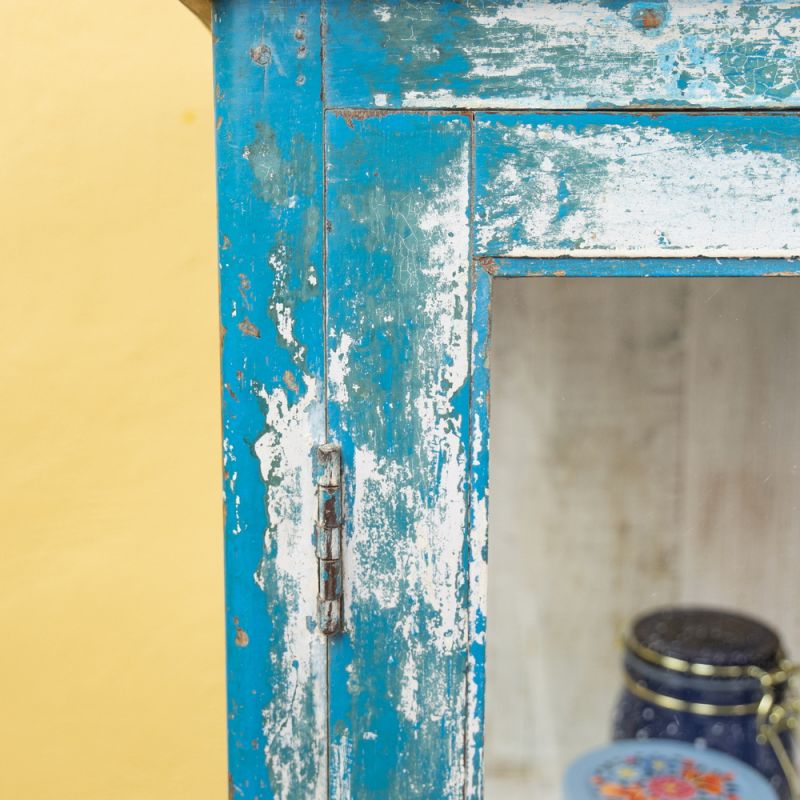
[214,4,327,799]
[213,3,800,798]
[469,257,800,800]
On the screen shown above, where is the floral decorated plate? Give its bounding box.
[564,740,778,800]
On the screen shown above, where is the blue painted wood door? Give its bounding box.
[212,3,800,798]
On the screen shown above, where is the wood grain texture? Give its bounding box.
[214,3,326,798]
[325,1,800,110]
[476,114,800,258]
[486,277,687,798]
[484,276,800,799]
[680,279,800,658]
[326,111,472,799]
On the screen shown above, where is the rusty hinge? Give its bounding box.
[316,443,343,635]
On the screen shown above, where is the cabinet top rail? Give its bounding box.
[325,1,800,110]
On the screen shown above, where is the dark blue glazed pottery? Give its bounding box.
[613,608,796,800]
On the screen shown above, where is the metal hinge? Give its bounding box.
[316,443,343,635]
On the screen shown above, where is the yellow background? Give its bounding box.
[0,3,226,797]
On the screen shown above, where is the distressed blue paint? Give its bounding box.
[326,111,472,799]
[214,3,326,798]
[212,5,800,798]
[492,257,800,278]
[476,113,800,256]
[325,1,800,110]
[466,263,492,800]
[480,111,800,148]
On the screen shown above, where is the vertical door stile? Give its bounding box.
[325,110,473,798]
[467,256,493,800]
[214,3,327,798]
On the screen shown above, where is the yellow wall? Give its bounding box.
[0,3,226,797]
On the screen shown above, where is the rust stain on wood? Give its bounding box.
[639,8,665,30]
[250,43,272,66]
[477,256,499,275]
[237,318,261,338]
[283,370,299,391]
[332,108,390,129]
[332,107,473,129]
[235,627,250,648]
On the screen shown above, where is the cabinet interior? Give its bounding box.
[485,277,800,798]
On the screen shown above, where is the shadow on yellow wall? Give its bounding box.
[0,3,225,797]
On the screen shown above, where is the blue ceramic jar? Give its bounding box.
[613,608,797,800]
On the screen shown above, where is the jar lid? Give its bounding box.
[564,740,778,799]
[631,607,781,669]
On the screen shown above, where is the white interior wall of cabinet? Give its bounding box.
[485,278,800,800]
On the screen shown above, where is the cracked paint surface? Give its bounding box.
[326,112,471,798]
[214,2,326,798]
[476,114,800,257]
[213,4,800,799]
[466,265,492,800]
[326,0,800,109]
[253,376,323,794]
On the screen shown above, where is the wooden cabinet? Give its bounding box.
[212,3,800,797]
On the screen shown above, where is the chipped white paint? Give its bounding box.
[477,119,800,257]
[373,93,388,108]
[349,440,465,638]
[372,4,391,23]
[273,301,296,346]
[328,120,471,794]
[269,250,298,349]
[329,332,353,405]
[222,437,243,537]
[399,649,421,724]
[467,297,490,797]
[253,375,325,800]
[331,735,352,800]
[353,1,800,109]
[344,135,471,647]
[467,483,488,795]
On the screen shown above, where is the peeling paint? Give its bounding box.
[328,332,353,405]
[235,627,250,647]
[327,1,800,109]
[237,318,261,338]
[215,5,800,799]
[467,266,492,800]
[476,114,800,257]
[327,113,471,798]
[214,3,326,798]
[330,735,352,799]
[254,376,325,797]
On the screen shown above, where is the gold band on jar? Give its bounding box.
[622,635,800,799]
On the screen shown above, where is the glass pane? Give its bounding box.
[485,278,800,799]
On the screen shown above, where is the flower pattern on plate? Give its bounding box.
[590,754,739,800]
